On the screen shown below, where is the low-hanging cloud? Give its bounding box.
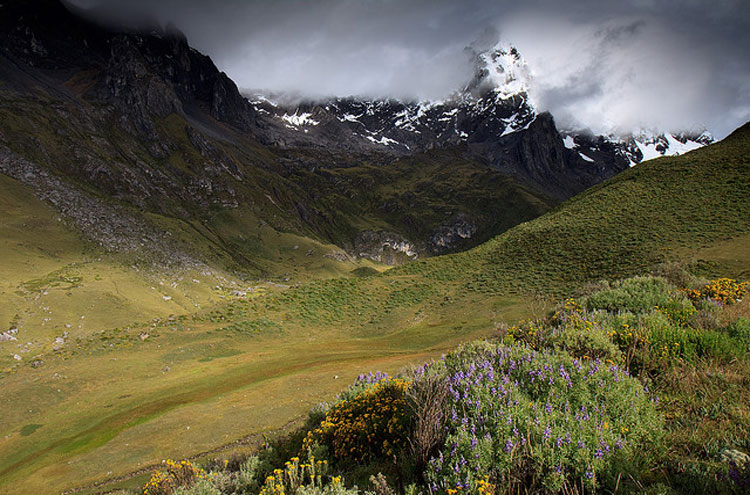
[69,0,750,138]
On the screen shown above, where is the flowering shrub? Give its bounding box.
[424,343,661,494]
[257,455,357,495]
[506,300,620,363]
[656,297,697,327]
[144,459,208,495]
[304,376,411,464]
[687,278,748,306]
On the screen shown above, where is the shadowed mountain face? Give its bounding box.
[0,0,708,270]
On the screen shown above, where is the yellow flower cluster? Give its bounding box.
[259,455,332,495]
[303,378,411,463]
[609,323,650,349]
[476,476,496,494]
[657,342,680,359]
[143,459,207,495]
[445,476,495,495]
[687,278,748,305]
[552,298,583,322]
[506,320,545,349]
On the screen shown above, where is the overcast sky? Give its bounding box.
[70,0,750,138]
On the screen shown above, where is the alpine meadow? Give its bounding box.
[1,1,749,494]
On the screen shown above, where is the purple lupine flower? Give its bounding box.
[585,469,594,479]
[504,438,514,453]
[543,426,552,439]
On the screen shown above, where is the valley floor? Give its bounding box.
[0,281,528,494]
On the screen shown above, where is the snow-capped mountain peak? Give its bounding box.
[464,44,533,101]
[246,40,712,192]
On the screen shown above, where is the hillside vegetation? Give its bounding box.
[136,274,750,495]
[0,125,748,495]
[398,122,750,293]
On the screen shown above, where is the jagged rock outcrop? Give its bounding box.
[355,231,418,266]
[429,214,478,254]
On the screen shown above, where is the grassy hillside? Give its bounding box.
[399,122,750,293]
[0,125,748,494]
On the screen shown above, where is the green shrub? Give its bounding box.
[583,276,676,314]
[727,317,750,352]
[606,310,741,373]
[173,478,222,495]
[506,301,620,362]
[549,306,621,362]
[656,297,697,328]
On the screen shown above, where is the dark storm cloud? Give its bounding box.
[69,0,750,138]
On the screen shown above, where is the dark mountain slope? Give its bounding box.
[0,0,564,272]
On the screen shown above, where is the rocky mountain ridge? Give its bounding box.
[251,42,713,198]
[0,0,713,270]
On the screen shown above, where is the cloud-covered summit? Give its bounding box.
[69,0,750,138]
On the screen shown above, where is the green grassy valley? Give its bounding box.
[1,121,748,494]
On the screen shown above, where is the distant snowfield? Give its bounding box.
[281,112,319,127]
[633,133,707,166]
